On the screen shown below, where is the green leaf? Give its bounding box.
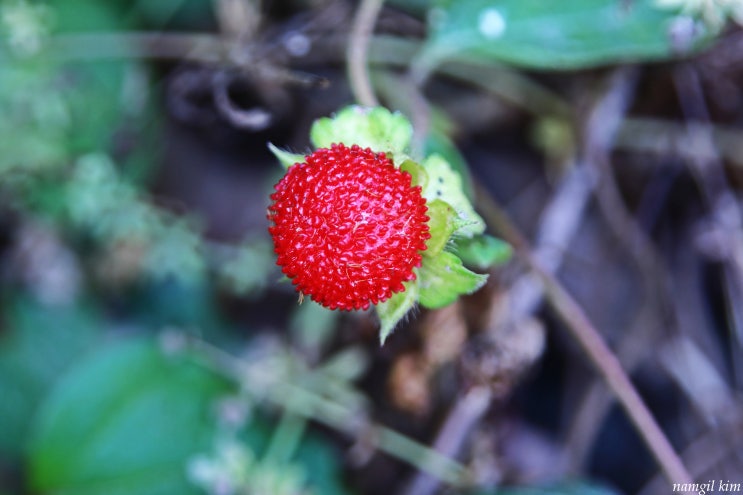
[0,297,99,458]
[310,106,413,158]
[425,199,458,256]
[454,234,512,270]
[420,154,485,238]
[27,338,233,495]
[400,159,429,190]
[418,251,488,309]
[268,143,305,170]
[377,281,419,344]
[419,0,714,71]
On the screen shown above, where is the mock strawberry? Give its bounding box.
[268,143,431,311]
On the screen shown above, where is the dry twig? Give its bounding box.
[475,192,695,489]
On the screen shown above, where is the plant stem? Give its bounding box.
[532,262,695,488]
[263,409,307,464]
[190,339,469,487]
[402,386,492,495]
[346,0,384,106]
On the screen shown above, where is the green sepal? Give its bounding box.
[268,142,305,170]
[310,106,413,159]
[400,159,428,189]
[377,281,418,345]
[454,234,513,270]
[424,131,475,199]
[425,199,458,257]
[420,154,485,238]
[418,251,488,309]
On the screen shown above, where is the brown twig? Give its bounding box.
[506,165,595,320]
[475,189,695,489]
[533,260,694,488]
[638,413,743,495]
[474,65,694,488]
[564,301,656,469]
[401,386,492,495]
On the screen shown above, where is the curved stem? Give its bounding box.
[346,0,384,107]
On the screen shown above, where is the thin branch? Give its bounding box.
[564,301,656,470]
[346,0,384,107]
[638,414,743,495]
[472,66,694,483]
[615,118,743,168]
[475,190,695,490]
[190,338,469,488]
[401,386,492,495]
[533,261,694,488]
[213,0,261,42]
[506,165,595,320]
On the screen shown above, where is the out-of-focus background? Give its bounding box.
[1,0,743,494]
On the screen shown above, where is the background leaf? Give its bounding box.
[419,0,713,71]
[27,338,233,495]
[0,297,99,458]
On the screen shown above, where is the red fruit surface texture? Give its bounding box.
[268,143,431,311]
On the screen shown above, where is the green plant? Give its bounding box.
[269,106,511,343]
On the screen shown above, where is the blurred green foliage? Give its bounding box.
[417,0,713,71]
[0,297,100,458]
[27,339,232,495]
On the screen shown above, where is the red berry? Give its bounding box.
[268,143,431,311]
